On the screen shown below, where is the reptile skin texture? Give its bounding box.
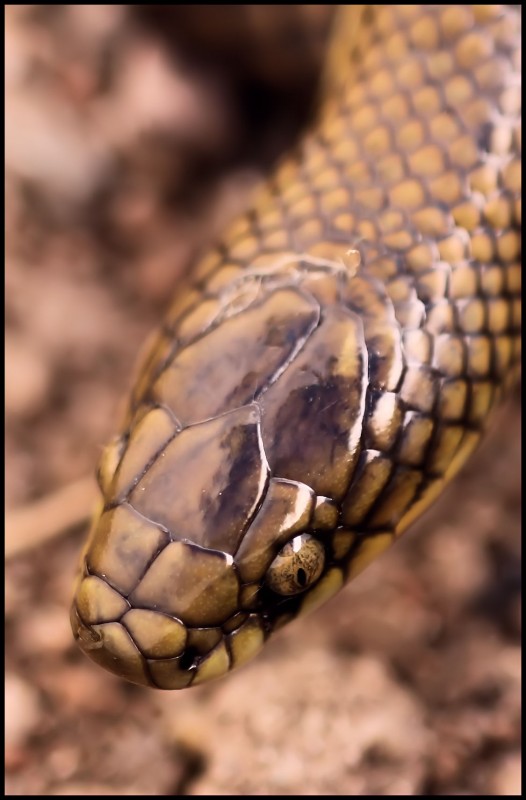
[71,5,521,689]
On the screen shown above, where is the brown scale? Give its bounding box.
[71,5,521,689]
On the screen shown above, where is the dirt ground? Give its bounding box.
[5,6,521,796]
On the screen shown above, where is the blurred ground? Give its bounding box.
[5,5,521,796]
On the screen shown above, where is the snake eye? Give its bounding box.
[266,534,325,596]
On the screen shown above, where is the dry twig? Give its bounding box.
[5,476,97,560]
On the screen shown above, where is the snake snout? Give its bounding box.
[70,588,266,689]
[69,502,270,689]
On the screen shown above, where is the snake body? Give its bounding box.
[71,5,521,689]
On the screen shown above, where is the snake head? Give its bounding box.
[70,401,345,688]
[71,256,397,688]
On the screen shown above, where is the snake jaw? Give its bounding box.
[70,567,268,689]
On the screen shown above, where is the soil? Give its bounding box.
[5,6,521,796]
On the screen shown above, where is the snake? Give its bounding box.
[70,5,521,689]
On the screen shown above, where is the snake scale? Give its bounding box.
[71,5,521,689]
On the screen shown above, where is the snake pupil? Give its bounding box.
[296,568,307,587]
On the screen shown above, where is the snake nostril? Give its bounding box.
[179,647,199,671]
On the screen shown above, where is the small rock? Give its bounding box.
[5,335,52,418]
[48,745,80,782]
[489,751,522,796]
[17,605,73,656]
[5,673,43,750]
[36,663,125,715]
